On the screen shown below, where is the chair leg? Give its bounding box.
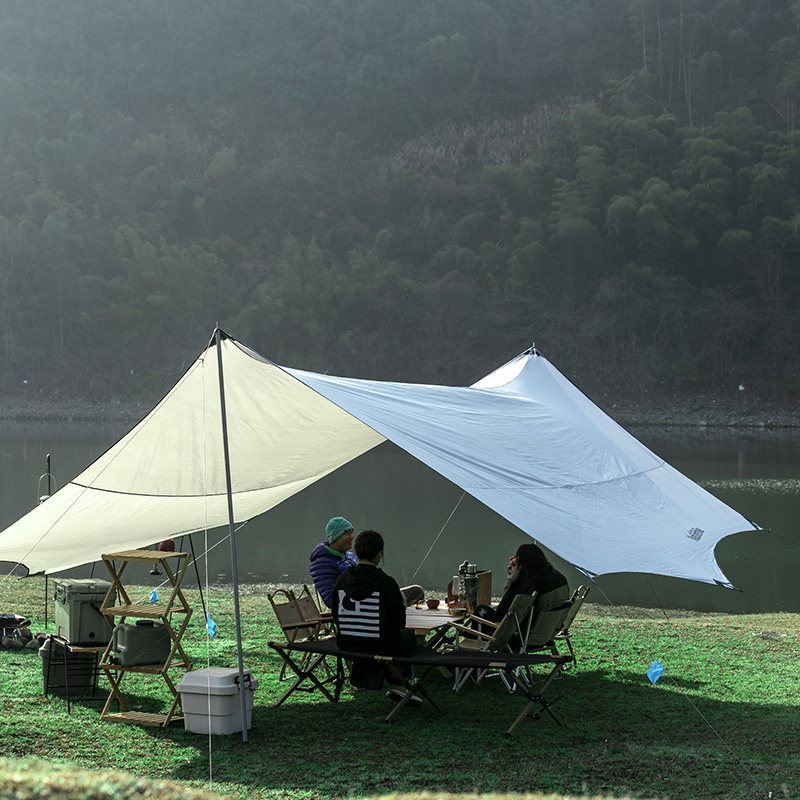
[503,662,567,737]
[452,666,474,692]
[498,668,519,694]
[382,663,446,723]
[552,635,577,668]
[505,692,564,736]
[456,664,521,695]
[271,649,340,707]
[477,667,491,684]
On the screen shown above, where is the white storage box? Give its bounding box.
[177,667,258,734]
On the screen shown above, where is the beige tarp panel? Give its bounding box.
[0,335,384,574]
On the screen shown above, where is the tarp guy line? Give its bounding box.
[409,491,466,583]
[640,575,771,798]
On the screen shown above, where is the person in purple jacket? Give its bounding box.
[308,516,358,608]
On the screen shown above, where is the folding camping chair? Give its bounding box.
[548,585,590,667]
[268,586,333,684]
[461,594,575,693]
[446,593,537,692]
[295,584,333,630]
[521,585,589,663]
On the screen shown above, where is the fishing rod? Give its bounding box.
[37,454,55,627]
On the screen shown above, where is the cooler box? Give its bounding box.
[111,620,171,666]
[54,579,114,645]
[177,667,258,734]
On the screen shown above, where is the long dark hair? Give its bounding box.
[514,542,554,593]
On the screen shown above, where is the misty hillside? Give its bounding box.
[1,0,798,404]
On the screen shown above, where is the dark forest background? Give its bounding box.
[1,0,800,405]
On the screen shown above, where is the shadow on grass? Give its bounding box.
[161,667,797,799]
[50,689,182,722]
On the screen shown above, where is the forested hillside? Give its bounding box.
[1,0,799,404]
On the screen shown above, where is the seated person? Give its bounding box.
[308,516,357,608]
[331,529,419,702]
[473,542,569,633]
[309,515,425,609]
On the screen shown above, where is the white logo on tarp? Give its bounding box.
[687,527,704,541]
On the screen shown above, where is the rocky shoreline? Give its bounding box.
[0,399,153,424]
[0,394,798,429]
[608,397,800,430]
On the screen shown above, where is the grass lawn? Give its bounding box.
[0,575,798,800]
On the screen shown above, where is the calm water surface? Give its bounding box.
[1,420,799,614]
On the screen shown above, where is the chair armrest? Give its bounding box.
[280,618,328,631]
[456,613,499,632]
[469,615,499,630]
[448,622,493,641]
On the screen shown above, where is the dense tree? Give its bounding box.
[0,0,797,403]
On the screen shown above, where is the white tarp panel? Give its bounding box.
[0,332,757,583]
[287,352,757,586]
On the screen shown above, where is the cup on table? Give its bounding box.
[426,598,440,609]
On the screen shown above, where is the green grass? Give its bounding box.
[0,756,232,800]
[1,576,798,800]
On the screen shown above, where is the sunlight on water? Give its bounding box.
[701,477,800,494]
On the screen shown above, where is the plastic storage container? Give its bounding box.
[177,667,258,734]
[111,620,171,666]
[54,579,114,644]
[39,637,99,695]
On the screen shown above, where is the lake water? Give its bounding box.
[1,420,799,614]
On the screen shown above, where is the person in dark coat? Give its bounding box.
[474,542,570,629]
[311,515,424,609]
[331,529,419,702]
[308,516,357,608]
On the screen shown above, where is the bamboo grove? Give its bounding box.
[0,0,799,403]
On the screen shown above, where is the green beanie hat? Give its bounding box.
[326,516,353,544]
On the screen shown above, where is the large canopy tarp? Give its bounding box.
[0,332,758,584]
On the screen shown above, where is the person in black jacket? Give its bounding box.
[494,542,570,620]
[471,542,570,640]
[331,529,419,702]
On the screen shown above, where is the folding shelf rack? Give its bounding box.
[97,548,193,727]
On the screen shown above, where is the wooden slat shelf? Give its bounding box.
[102,603,190,619]
[98,548,193,728]
[102,549,189,563]
[98,659,191,674]
[102,710,184,728]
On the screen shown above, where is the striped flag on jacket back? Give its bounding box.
[337,590,380,638]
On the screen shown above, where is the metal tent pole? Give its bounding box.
[44,454,51,628]
[215,328,249,744]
